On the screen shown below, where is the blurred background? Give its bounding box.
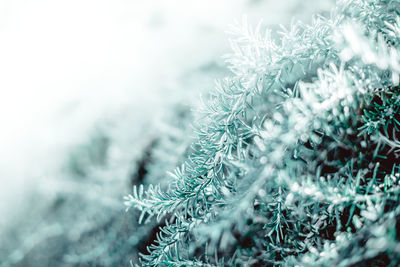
[0,0,333,266]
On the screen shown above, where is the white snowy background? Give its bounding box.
[0,0,332,265]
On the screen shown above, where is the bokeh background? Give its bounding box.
[0,1,333,265]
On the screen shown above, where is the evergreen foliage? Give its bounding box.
[125,0,400,265]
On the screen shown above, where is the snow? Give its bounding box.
[0,0,333,259]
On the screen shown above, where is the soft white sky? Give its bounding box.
[0,0,332,227]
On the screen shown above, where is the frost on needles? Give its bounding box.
[124,0,400,266]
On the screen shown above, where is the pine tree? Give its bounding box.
[125,0,400,265]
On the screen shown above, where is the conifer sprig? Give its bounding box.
[125,1,400,265]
